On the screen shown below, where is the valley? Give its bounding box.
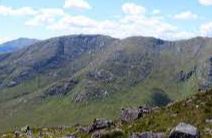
[0,35,211,133]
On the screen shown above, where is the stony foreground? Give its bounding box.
[1,90,212,138]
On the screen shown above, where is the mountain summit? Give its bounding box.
[0,35,212,132]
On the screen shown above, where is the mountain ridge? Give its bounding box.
[0,38,39,54]
[0,34,212,132]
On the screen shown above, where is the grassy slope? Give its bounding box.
[122,91,212,138]
[0,36,211,132]
[1,90,211,138]
[0,75,198,133]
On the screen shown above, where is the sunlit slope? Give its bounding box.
[0,35,212,132]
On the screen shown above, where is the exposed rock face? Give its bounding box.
[1,35,212,131]
[0,35,117,88]
[206,57,212,89]
[120,106,151,122]
[7,81,17,87]
[73,81,109,103]
[105,48,154,86]
[176,69,196,82]
[17,125,33,137]
[87,69,114,82]
[130,132,165,138]
[198,57,212,91]
[89,118,114,133]
[44,79,78,97]
[169,122,200,138]
[91,129,124,138]
[20,125,30,133]
[78,126,91,133]
[78,118,114,133]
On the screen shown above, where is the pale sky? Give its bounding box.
[0,0,212,43]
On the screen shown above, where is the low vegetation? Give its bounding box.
[1,90,211,138]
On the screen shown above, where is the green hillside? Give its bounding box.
[1,90,211,138]
[0,35,212,132]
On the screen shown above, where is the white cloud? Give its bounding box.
[199,0,212,6]
[174,11,198,20]
[47,15,97,31]
[0,5,66,25]
[0,5,67,27]
[46,3,194,40]
[47,6,192,40]
[64,0,92,9]
[200,22,212,36]
[0,5,36,16]
[25,9,66,26]
[0,3,199,40]
[122,3,146,15]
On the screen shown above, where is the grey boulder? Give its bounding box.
[120,106,151,122]
[89,118,114,133]
[169,122,200,138]
[130,132,165,138]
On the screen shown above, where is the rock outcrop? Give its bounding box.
[73,81,110,103]
[87,69,114,82]
[130,132,165,138]
[13,125,32,138]
[89,118,114,133]
[120,106,151,122]
[78,118,114,133]
[198,57,212,91]
[43,79,78,97]
[176,69,196,82]
[169,122,200,138]
[91,129,124,138]
[20,125,30,133]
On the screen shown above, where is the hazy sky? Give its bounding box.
[0,0,212,43]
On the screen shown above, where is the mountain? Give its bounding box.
[0,34,212,132]
[1,89,211,137]
[0,38,39,54]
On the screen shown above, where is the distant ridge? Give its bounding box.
[0,38,39,54]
